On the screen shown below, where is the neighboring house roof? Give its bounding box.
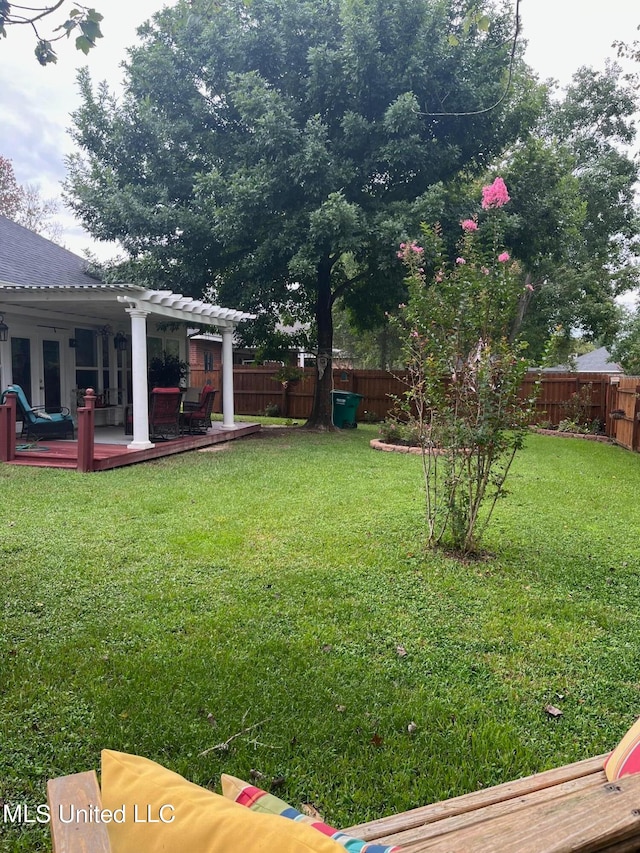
[0,215,96,287]
[542,346,623,373]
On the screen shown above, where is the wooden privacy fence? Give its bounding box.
[518,372,615,430]
[191,366,635,437]
[607,376,640,451]
[189,366,410,420]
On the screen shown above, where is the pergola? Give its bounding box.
[0,282,254,450]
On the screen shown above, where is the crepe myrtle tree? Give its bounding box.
[64,0,541,427]
[394,178,535,554]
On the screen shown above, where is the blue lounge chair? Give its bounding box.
[1,384,75,440]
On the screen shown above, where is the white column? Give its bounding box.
[126,306,154,450]
[221,325,235,428]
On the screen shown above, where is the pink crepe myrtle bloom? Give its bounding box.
[456,257,466,265]
[481,177,510,209]
[498,251,510,263]
[398,241,424,258]
[461,219,478,232]
[481,266,490,276]
[525,283,534,292]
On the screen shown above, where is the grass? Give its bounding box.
[2,426,640,850]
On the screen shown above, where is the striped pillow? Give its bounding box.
[604,717,640,780]
[221,775,401,853]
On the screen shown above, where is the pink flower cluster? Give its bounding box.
[397,241,424,259]
[497,251,510,263]
[461,219,478,232]
[481,177,510,210]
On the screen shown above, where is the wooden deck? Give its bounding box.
[4,423,261,471]
[347,754,640,852]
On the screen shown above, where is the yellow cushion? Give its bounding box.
[101,749,344,853]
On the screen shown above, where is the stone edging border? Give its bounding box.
[532,428,611,443]
[371,430,612,455]
[370,439,452,455]
[370,438,422,454]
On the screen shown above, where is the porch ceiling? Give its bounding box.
[0,283,254,329]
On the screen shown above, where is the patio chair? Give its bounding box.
[148,387,182,440]
[1,384,74,440]
[180,384,216,434]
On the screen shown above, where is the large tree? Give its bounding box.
[502,62,640,359]
[0,154,62,241]
[65,0,540,426]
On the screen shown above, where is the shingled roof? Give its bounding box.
[542,346,623,373]
[0,215,96,287]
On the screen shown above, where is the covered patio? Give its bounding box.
[0,216,261,470]
[0,282,253,444]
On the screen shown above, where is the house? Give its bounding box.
[541,346,624,374]
[0,215,253,449]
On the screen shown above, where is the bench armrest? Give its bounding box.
[47,771,111,852]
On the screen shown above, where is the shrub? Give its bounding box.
[264,402,281,417]
[560,384,594,430]
[379,417,424,447]
[395,178,536,554]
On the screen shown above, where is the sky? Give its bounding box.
[0,0,639,261]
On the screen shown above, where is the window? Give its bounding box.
[74,328,98,390]
[11,337,31,392]
[147,336,163,361]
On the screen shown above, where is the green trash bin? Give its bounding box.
[331,390,363,428]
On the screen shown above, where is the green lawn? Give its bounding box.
[2,427,640,850]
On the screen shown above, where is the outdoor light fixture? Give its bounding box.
[0,314,8,342]
[113,331,128,351]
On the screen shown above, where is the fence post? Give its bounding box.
[77,388,96,473]
[0,391,17,462]
[606,378,618,439]
[633,385,640,453]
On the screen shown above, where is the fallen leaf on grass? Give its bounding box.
[407,721,418,734]
[336,705,346,713]
[545,705,563,718]
[301,803,323,820]
[370,733,384,747]
[270,776,286,791]
[396,645,407,657]
[249,769,264,781]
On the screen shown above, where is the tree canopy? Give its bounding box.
[0,1,103,64]
[506,62,640,359]
[0,155,62,241]
[66,0,542,425]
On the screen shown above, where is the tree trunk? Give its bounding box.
[305,257,335,429]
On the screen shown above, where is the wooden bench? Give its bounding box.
[47,755,640,852]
